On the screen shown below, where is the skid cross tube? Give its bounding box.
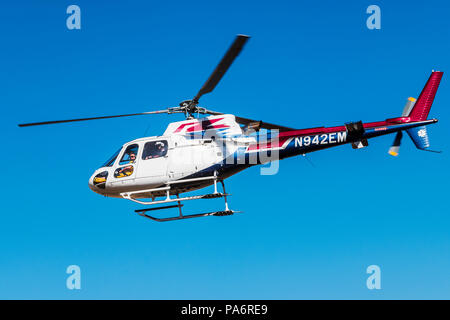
[124,192,229,205]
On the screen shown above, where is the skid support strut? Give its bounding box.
[134,179,239,222]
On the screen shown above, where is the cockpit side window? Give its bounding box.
[102,148,121,167]
[142,140,168,160]
[119,144,139,165]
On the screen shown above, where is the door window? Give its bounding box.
[142,140,168,160]
[114,144,139,178]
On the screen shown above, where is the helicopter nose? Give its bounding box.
[89,170,108,194]
[88,175,96,192]
[88,173,99,194]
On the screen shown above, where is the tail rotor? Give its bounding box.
[387,71,443,156]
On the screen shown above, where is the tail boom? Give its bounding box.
[246,118,437,160]
[245,71,442,159]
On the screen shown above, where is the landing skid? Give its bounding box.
[130,178,240,222]
[136,208,238,222]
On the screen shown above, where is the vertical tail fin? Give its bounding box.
[406,126,430,150]
[408,71,443,121]
[406,125,441,153]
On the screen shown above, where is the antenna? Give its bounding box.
[302,153,316,168]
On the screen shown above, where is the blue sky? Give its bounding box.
[1,0,450,299]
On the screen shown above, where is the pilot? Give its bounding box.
[117,151,136,177]
[128,152,136,163]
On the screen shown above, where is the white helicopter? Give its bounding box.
[19,35,443,222]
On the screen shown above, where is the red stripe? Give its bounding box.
[173,118,226,133]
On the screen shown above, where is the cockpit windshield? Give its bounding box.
[102,148,121,167]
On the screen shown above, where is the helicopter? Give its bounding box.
[19,35,443,222]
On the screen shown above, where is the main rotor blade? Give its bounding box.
[204,109,297,132]
[192,35,250,103]
[234,115,297,132]
[18,109,170,127]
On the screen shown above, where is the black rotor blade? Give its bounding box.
[234,115,297,132]
[204,109,297,132]
[18,109,169,127]
[193,35,250,103]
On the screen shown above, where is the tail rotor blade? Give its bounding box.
[402,97,416,116]
[388,131,403,156]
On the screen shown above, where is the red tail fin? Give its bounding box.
[409,71,443,121]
